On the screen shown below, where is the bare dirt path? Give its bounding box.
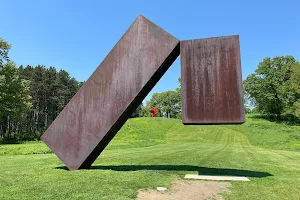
[137,181,231,200]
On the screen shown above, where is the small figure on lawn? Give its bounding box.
[149,105,159,117]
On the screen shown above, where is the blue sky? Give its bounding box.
[2,0,300,102]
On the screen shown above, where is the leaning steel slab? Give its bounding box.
[41,15,180,170]
[181,35,245,124]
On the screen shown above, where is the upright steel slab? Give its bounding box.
[181,35,245,124]
[41,15,180,170]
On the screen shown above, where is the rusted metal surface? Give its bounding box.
[41,15,180,170]
[180,35,245,124]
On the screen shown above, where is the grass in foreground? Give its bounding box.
[0,116,300,199]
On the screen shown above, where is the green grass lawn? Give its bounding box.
[1,115,300,199]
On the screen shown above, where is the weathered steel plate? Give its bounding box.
[180,35,245,124]
[41,15,180,170]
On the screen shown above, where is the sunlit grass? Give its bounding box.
[1,116,300,199]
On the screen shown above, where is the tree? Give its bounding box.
[244,106,251,114]
[295,102,300,120]
[139,104,150,117]
[291,62,300,94]
[131,103,142,118]
[145,77,182,119]
[147,90,181,118]
[0,62,32,138]
[17,66,82,137]
[0,75,4,86]
[291,63,300,120]
[244,56,300,119]
[0,38,84,142]
[0,38,11,66]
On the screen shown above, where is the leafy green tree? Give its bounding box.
[0,38,83,141]
[139,104,150,117]
[291,62,300,94]
[15,65,82,140]
[146,77,182,119]
[295,102,300,119]
[0,62,31,138]
[291,63,300,120]
[175,86,181,119]
[131,104,142,118]
[0,75,4,86]
[148,90,181,118]
[0,38,11,66]
[244,56,300,119]
[245,106,251,114]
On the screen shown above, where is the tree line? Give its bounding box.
[1,37,299,143]
[0,38,83,143]
[0,37,181,143]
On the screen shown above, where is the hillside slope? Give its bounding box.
[0,116,300,199]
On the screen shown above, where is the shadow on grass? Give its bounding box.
[57,165,272,178]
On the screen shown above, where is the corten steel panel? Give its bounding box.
[41,15,180,170]
[181,35,245,124]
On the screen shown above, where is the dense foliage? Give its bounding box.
[244,56,300,121]
[143,78,181,118]
[146,89,181,118]
[0,38,11,66]
[0,38,82,142]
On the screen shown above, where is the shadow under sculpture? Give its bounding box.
[57,165,272,178]
[41,15,245,171]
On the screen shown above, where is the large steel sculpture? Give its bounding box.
[41,15,244,170]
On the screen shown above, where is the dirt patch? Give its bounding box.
[137,181,231,200]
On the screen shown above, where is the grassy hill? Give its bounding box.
[1,115,300,199]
